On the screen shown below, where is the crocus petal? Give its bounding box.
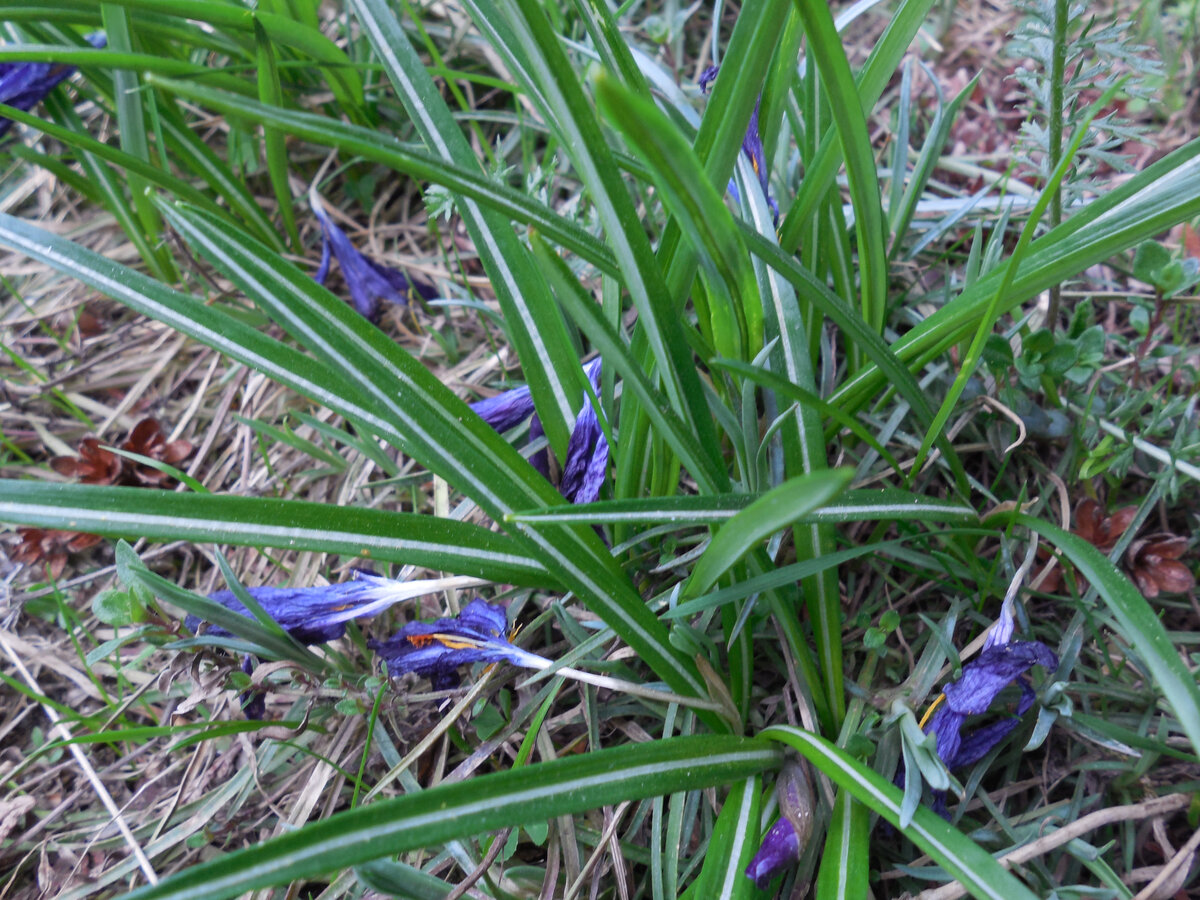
[560,393,606,503]
[470,382,536,433]
[186,570,416,645]
[744,818,801,889]
[310,193,435,322]
[0,33,105,137]
[941,641,1058,716]
[924,640,1057,771]
[950,679,1036,770]
[370,598,550,690]
[741,102,770,200]
[560,359,608,503]
[471,358,608,503]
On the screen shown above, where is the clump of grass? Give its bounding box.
[0,1,1198,898]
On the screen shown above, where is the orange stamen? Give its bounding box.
[407,632,482,650]
[918,693,946,729]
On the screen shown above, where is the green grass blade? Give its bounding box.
[509,490,975,527]
[528,233,726,493]
[710,357,902,476]
[348,0,583,456]
[252,19,300,249]
[779,0,937,255]
[0,481,551,586]
[738,226,967,490]
[831,138,1200,416]
[101,2,173,278]
[102,0,367,119]
[685,469,853,599]
[908,84,1122,480]
[489,0,725,466]
[1017,515,1200,754]
[692,776,760,899]
[142,75,613,273]
[762,725,1041,900]
[593,73,762,360]
[41,93,170,281]
[121,736,781,900]
[791,0,887,334]
[815,789,869,900]
[0,102,230,224]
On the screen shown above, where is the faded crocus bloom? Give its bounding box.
[0,33,106,137]
[185,570,418,645]
[369,598,550,690]
[923,640,1058,770]
[310,190,435,322]
[470,358,608,503]
[745,762,813,888]
[745,818,801,889]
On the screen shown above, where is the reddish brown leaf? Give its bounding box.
[1127,533,1196,599]
[121,418,194,485]
[11,528,102,579]
[50,438,123,485]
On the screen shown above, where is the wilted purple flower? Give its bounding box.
[185,570,415,645]
[0,33,106,138]
[470,358,608,503]
[559,384,608,505]
[745,760,812,888]
[470,381,535,434]
[745,818,801,889]
[369,598,550,690]
[923,640,1058,771]
[310,191,436,322]
[698,65,778,221]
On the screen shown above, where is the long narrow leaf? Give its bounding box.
[0,481,551,586]
[121,736,782,900]
[349,0,581,455]
[685,469,853,598]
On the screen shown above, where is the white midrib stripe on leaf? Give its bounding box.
[818,502,974,518]
[350,0,575,427]
[191,748,781,897]
[716,778,758,898]
[0,502,539,570]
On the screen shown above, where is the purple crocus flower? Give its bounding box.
[0,33,106,138]
[369,598,550,690]
[745,818,801,889]
[744,760,813,888]
[470,381,535,434]
[923,639,1058,771]
[470,358,608,503]
[310,191,436,322]
[698,65,778,221]
[185,570,416,645]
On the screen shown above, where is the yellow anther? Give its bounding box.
[918,693,946,729]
